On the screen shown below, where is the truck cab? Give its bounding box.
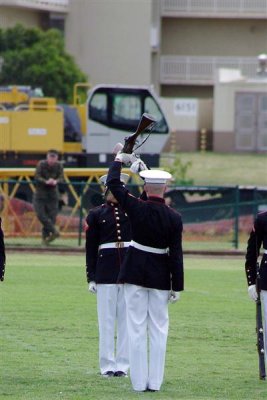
[83,84,169,167]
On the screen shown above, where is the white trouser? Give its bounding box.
[124,284,169,391]
[261,290,267,362]
[97,284,129,374]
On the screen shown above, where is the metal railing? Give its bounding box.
[0,167,138,246]
[161,0,267,18]
[0,0,69,12]
[160,55,258,84]
[0,176,266,250]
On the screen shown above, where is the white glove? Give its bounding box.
[130,159,148,174]
[168,291,180,304]
[88,281,97,294]
[248,284,258,301]
[115,152,138,166]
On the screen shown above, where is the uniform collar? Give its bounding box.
[106,201,119,207]
[147,196,165,204]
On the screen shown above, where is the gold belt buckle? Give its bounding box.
[116,242,124,248]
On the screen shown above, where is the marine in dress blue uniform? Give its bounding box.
[245,210,267,360]
[85,173,131,377]
[0,217,6,282]
[106,158,184,392]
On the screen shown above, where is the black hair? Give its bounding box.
[47,149,58,156]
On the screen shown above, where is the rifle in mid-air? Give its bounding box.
[113,113,156,155]
[255,260,266,380]
[122,113,156,153]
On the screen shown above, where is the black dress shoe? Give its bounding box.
[114,371,128,377]
[102,371,114,378]
[146,388,158,392]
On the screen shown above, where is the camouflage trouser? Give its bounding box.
[33,195,59,239]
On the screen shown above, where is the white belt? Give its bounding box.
[264,249,267,254]
[99,241,131,250]
[130,240,169,255]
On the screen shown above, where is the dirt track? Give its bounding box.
[6,245,245,258]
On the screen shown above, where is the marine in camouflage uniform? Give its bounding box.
[33,150,64,244]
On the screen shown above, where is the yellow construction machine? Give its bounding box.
[0,83,169,167]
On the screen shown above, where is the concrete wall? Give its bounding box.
[150,0,161,94]
[0,6,40,28]
[65,0,152,86]
[198,99,213,131]
[161,85,214,99]
[160,97,213,151]
[161,18,267,56]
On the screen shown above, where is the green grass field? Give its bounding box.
[161,152,267,186]
[1,253,267,400]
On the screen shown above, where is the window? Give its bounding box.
[112,94,141,130]
[145,96,168,133]
[89,93,108,124]
[88,87,169,134]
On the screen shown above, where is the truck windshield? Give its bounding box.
[88,87,168,133]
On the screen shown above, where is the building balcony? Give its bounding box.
[0,0,69,13]
[161,0,267,19]
[160,55,259,85]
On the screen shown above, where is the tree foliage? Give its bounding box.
[0,25,87,102]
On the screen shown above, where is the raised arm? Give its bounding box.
[106,160,142,217]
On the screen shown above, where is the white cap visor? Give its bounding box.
[139,169,172,184]
[99,173,130,185]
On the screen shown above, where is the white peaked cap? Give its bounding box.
[139,169,172,184]
[99,173,130,185]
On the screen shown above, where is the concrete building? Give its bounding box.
[0,0,266,152]
[213,67,267,152]
[0,0,68,31]
[65,0,152,87]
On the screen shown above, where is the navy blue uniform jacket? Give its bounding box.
[245,211,267,290]
[106,161,184,291]
[86,201,132,284]
[0,218,5,281]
